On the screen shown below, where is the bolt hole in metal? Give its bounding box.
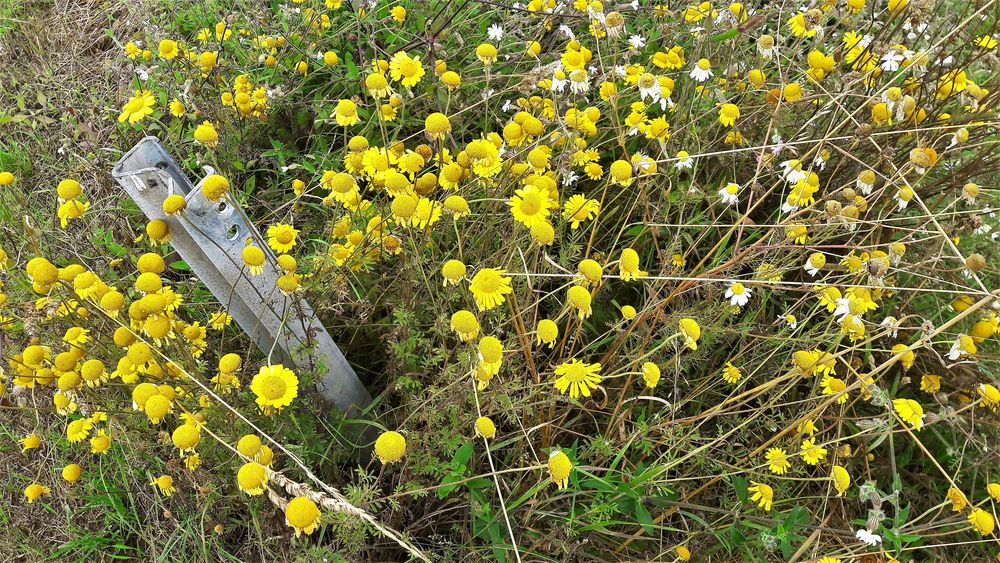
[227,224,241,240]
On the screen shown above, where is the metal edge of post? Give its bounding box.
[112,136,374,446]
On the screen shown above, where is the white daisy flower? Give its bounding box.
[896,185,914,210]
[880,50,904,72]
[833,298,853,322]
[637,73,661,103]
[719,182,740,205]
[948,335,975,361]
[550,71,568,93]
[634,154,655,175]
[487,24,504,41]
[856,176,874,195]
[804,254,824,277]
[569,69,589,94]
[725,282,751,307]
[856,529,882,547]
[674,151,694,170]
[689,59,713,82]
[628,35,646,49]
[780,159,806,184]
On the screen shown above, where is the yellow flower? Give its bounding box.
[562,195,600,229]
[618,248,647,281]
[787,12,817,38]
[831,465,850,496]
[197,50,218,74]
[476,43,498,66]
[200,174,229,202]
[57,199,90,228]
[267,223,299,253]
[242,245,266,276]
[553,359,602,399]
[800,437,827,465]
[920,374,941,394]
[566,285,593,319]
[157,39,179,59]
[476,336,504,381]
[609,160,633,186]
[24,483,50,503]
[250,364,299,414]
[577,259,603,286]
[411,197,442,229]
[118,90,156,124]
[641,362,660,389]
[168,99,185,117]
[798,418,817,436]
[62,463,82,483]
[67,418,93,443]
[209,310,233,330]
[509,183,553,228]
[364,72,391,98]
[548,450,573,488]
[468,268,513,312]
[722,362,742,384]
[424,112,451,140]
[90,429,112,454]
[887,0,908,14]
[374,430,407,464]
[536,319,559,348]
[969,508,995,536]
[765,447,791,475]
[390,5,406,24]
[286,496,321,537]
[718,103,740,126]
[821,375,848,404]
[237,461,269,495]
[892,398,923,430]
[786,224,808,244]
[936,69,967,99]
[19,433,41,452]
[150,475,175,496]
[334,99,359,126]
[947,487,968,511]
[679,318,701,350]
[988,482,1000,502]
[975,35,998,49]
[978,384,1000,412]
[450,310,480,342]
[193,120,219,148]
[171,423,201,454]
[389,51,425,88]
[748,482,773,511]
[475,416,497,439]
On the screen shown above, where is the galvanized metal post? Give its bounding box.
[112,137,372,420]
